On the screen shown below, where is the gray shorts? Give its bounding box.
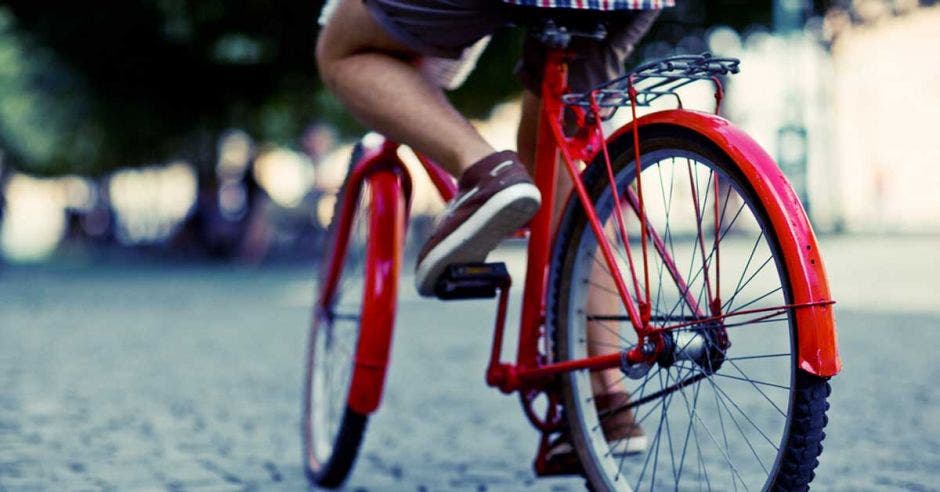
[363,0,660,92]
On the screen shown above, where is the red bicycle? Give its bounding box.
[302,17,841,491]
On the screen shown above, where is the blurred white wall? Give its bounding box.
[708,5,940,233]
[828,5,940,233]
[715,26,842,232]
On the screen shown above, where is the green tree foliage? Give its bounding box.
[0,10,103,175]
[0,1,788,175]
[2,1,332,175]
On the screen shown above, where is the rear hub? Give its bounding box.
[656,322,728,374]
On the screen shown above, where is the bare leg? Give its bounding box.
[518,91,625,396]
[316,0,494,176]
[518,91,572,233]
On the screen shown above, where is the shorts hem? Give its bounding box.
[363,0,465,59]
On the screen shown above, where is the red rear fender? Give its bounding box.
[604,110,841,376]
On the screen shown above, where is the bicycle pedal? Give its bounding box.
[434,262,510,300]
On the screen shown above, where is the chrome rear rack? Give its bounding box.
[561,53,740,116]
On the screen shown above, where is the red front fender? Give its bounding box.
[605,110,842,377]
[346,168,408,414]
[327,138,412,415]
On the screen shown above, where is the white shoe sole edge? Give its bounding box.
[609,435,649,456]
[545,435,648,461]
[415,183,541,296]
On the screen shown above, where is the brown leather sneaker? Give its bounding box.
[415,151,540,297]
[546,392,647,464]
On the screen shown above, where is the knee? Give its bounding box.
[315,33,340,91]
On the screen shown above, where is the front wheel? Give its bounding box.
[302,154,405,488]
[548,126,830,491]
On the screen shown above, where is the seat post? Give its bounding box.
[534,18,608,49]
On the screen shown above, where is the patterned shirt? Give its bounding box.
[502,0,674,10]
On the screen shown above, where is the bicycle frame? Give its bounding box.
[325,46,841,449]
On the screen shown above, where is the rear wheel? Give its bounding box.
[548,126,830,491]
[302,147,403,488]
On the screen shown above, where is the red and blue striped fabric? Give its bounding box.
[502,0,674,10]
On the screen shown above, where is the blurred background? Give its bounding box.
[0,1,938,491]
[1,0,938,264]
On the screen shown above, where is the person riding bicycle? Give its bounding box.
[317,0,672,466]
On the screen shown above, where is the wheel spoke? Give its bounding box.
[726,359,788,417]
[665,368,750,488]
[705,371,790,391]
[662,206,745,323]
[724,231,765,311]
[721,314,789,330]
[674,364,700,488]
[724,353,790,361]
[727,286,783,314]
[557,145,813,490]
[700,373,772,474]
[694,367,782,451]
[722,256,774,313]
[580,311,636,346]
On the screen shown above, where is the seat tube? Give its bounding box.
[517,49,569,369]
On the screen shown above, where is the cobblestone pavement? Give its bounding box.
[1,236,938,491]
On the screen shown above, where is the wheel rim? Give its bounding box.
[306,184,369,470]
[562,148,796,491]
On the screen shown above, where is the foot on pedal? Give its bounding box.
[414,151,540,297]
[434,263,510,300]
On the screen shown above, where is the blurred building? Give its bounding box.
[709,2,940,234]
[826,3,940,233]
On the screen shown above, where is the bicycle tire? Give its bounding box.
[302,144,403,488]
[547,125,830,491]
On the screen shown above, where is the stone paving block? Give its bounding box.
[0,259,937,490]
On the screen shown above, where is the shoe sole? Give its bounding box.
[415,183,541,296]
[609,435,649,456]
[545,435,648,462]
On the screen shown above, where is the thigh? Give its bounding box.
[318,0,419,62]
[318,0,498,89]
[322,0,502,60]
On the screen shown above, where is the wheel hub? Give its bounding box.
[656,322,727,374]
